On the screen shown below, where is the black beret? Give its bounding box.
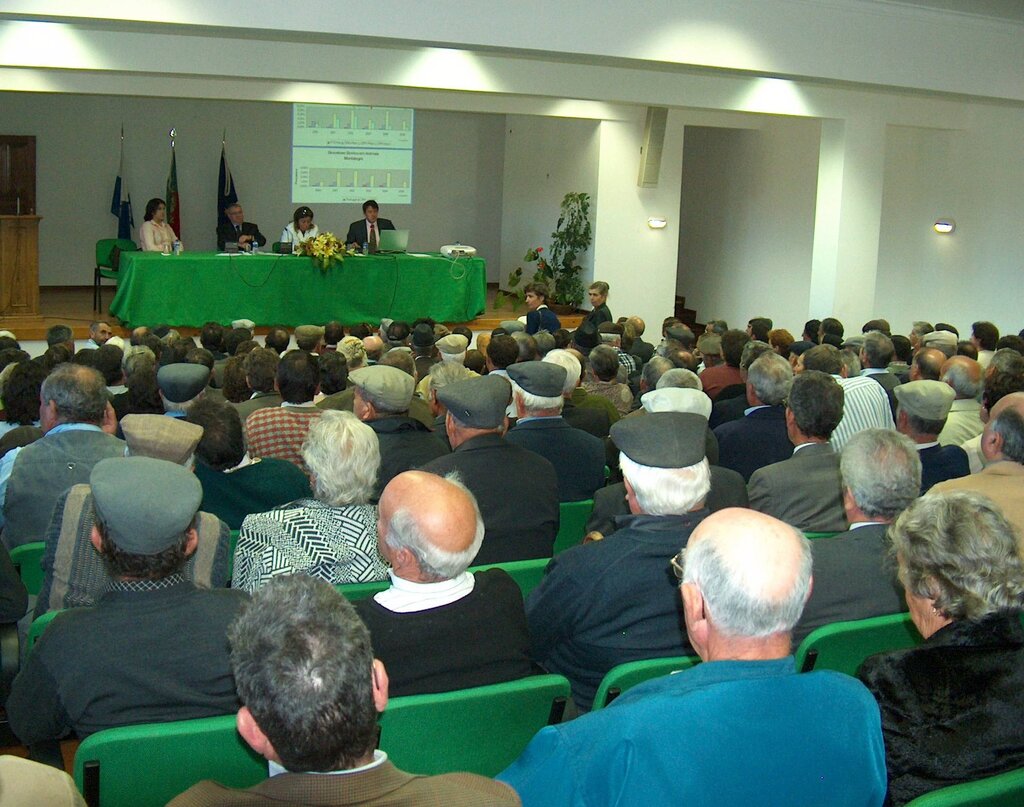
[507,361,567,397]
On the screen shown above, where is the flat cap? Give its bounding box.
[922,330,958,349]
[640,388,712,420]
[438,374,511,429]
[894,379,955,421]
[157,364,209,403]
[0,330,16,340]
[231,319,255,332]
[437,334,469,356]
[411,323,435,348]
[350,365,415,411]
[295,324,325,342]
[91,457,202,555]
[499,320,525,334]
[665,326,690,344]
[611,411,708,468]
[697,334,722,355]
[507,361,567,398]
[122,414,203,464]
[573,320,599,350]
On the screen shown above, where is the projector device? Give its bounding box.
[441,243,477,258]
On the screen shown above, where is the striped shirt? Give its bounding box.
[830,375,895,451]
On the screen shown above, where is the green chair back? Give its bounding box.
[592,655,701,710]
[28,610,61,650]
[95,238,138,269]
[10,541,45,596]
[74,714,266,807]
[803,531,839,540]
[553,499,594,555]
[227,530,240,580]
[378,674,570,777]
[905,766,1024,806]
[795,612,922,675]
[468,557,549,600]
[337,579,391,602]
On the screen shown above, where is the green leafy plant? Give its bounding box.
[499,192,593,310]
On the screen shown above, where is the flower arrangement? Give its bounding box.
[298,232,346,271]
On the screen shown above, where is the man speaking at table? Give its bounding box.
[346,199,395,252]
[217,203,267,252]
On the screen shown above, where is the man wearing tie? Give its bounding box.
[216,203,267,251]
[346,199,395,252]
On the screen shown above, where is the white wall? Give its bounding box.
[0,92,506,286]
[499,115,601,293]
[875,110,1024,337]
[678,118,821,333]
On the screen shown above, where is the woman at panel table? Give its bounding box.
[280,206,319,252]
[139,197,179,253]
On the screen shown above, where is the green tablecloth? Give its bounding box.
[109,252,487,328]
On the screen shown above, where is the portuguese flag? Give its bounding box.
[166,145,181,238]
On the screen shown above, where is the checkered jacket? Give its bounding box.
[244,405,322,472]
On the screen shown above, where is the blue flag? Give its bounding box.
[110,130,134,240]
[217,143,238,228]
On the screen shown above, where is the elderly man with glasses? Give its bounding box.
[501,508,887,807]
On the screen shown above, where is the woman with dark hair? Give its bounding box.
[139,197,179,252]
[858,491,1024,805]
[1,361,46,438]
[280,206,319,252]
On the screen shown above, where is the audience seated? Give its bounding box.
[859,331,900,418]
[170,575,518,806]
[793,428,919,643]
[356,471,533,697]
[713,352,793,481]
[893,380,969,493]
[234,411,387,592]
[186,399,311,531]
[748,370,848,532]
[0,364,124,548]
[422,375,558,564]
[858,492,1024,806]
[8,457,247,750]
[350,365,448,501]
[505,362,606,502]
[231,348,281,421]
[581,345,632,416]
[35,414,231,620]
[502,507,886,806]
[803,344,894,450]
[937,356,984,446]
[542,349,612,438]
[959,348,1024,472]
[698,329,748,401]
[707,340,773,429]
[244,351,323,474]
[528,412,711,710]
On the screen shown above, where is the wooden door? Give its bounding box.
[0,136,36,216]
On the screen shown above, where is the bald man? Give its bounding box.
[932,391,1024,551]
[910,347,946,381]
[938,356,984,446]
[500,508,887,807]
[354,471,533,697]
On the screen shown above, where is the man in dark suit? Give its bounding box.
[748,370,848,533]
[626,316,656,365]
[421,374,558,564]
[505,362,605,502]
[170,576,519,807]
[859,330,900,419]
[216,203,267,251]
[544,349,612,438]
[714,352,793,482]
[894,380,970,493]
[794,428,920,644]
[345,199,395,251]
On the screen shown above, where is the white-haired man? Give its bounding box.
[355,471,532,697]
[501,508,887,806]
[526,412,711,710]
[937,356,984,446]
[543,349,611,438]
[505,361,605,502]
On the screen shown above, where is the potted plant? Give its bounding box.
[498,192,592,312]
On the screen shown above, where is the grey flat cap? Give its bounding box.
[157,364,209,403]
[438,374,512,429]
[922,330,958,350]
[91,457,202,555]
[499,320,525,334]
[611,411,707,468]
[122,415,203,464]
[894,380,955,420]
[436,334,469,356]
[350,365,415,410]
[295,324,325,341]
[507,361,567,398]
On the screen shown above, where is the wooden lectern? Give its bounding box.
[0,215,41,319]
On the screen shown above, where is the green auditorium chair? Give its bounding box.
[27,609,60,650]
[74,714,266,807]
[904,767,1024,806]
[93,238,137,312]
[591,655,701,710]
[552,499,594,555]
[795,612,922,675]
[377,674,570,777]
[469,557,550,600]
[9,540,45,596]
